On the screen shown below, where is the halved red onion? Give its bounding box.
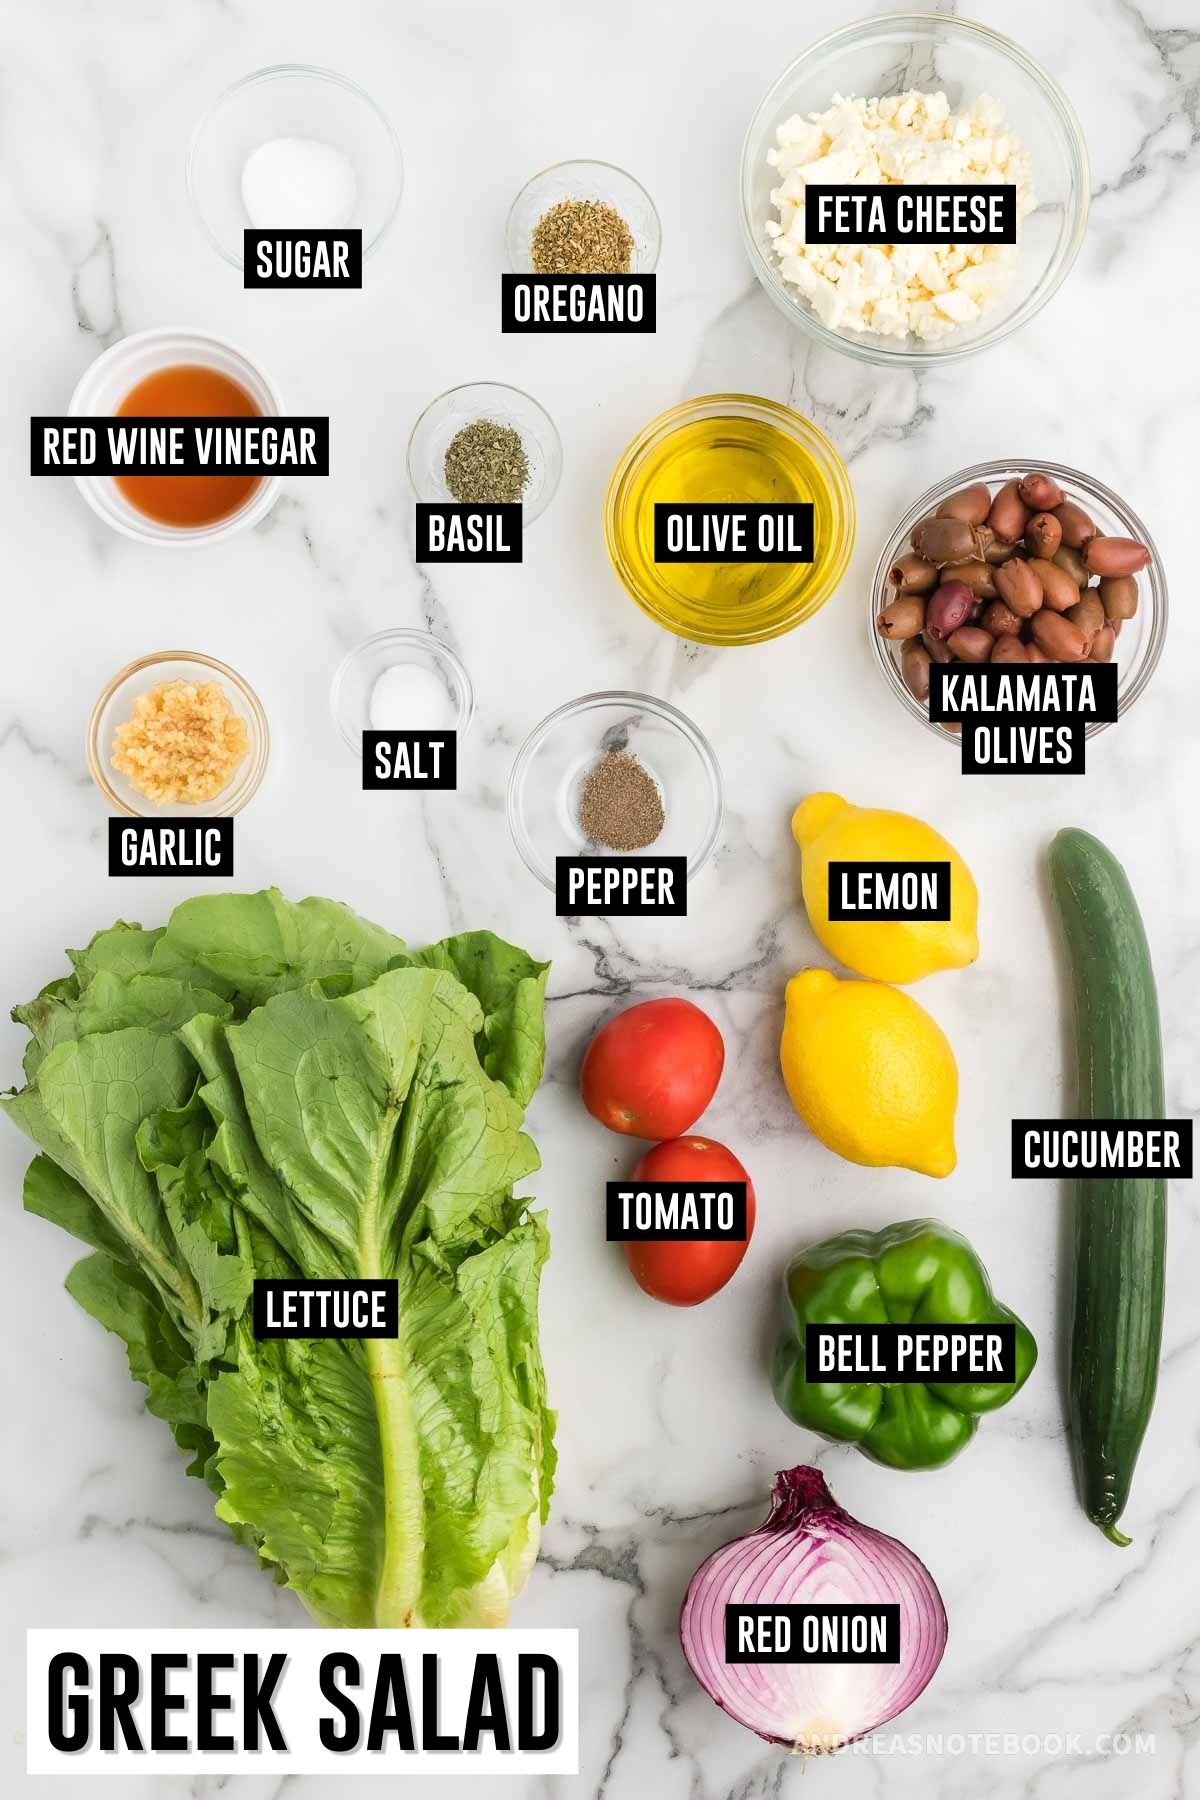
[679,1466,947,1753]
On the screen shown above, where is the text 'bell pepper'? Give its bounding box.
[772,1218,1037,1471]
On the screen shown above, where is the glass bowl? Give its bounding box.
[87,650,269,817]
[407,382,562,525]
[740,14,1090,366]
[187,64,403,269]
[604,394,855,647]
[871,459,1167,743]
[68,328,285,546]
[330,629,474,756]
[505,159,660,273]
[507,691,723,892]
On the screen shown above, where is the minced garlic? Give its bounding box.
[111,680,249,806]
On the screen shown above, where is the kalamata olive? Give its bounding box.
[981,600,1022,638]
[888,552,938,593]
[1026,557,1082,614]
[946,626,994,662]
[901,638,932,701]
[990,636,1028,664]
[987,479,1029,541]
[1025,512,1062,559]
[1052,500,1098,548]
[1083,535,1151,577]
[877,596,926,639]
[1024,643,1049,663]
[1051,544,1089,586]
[1031,610,1088,660]
[925,580,976,640]
[995,557,1043,618]
[936,482,993,525]
[922,628,954,663]
[1066,593,1106,650]
[1018,472,1066,511]
[1089,625,1116,663]
[1098,574,1139,621]
[911,516,985,565]
[941,558,997,598]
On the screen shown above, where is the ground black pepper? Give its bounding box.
[578,751,664,851]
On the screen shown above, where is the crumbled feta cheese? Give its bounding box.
[763,89,1035,342]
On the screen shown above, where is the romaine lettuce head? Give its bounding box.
[3,890,552,1628]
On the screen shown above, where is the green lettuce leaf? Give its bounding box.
[402,931,549,1107]
[202,966,549,1626]
[150,890,406,1012]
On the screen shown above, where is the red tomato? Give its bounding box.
[623,1136,756,1306]
[580,998,724,1138]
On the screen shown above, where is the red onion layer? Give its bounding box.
[679,1466,947,1753]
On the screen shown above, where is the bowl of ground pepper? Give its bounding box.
[507,691,723,892]
[407,381,562,524]
[506,159,660,274]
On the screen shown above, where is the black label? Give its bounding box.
[108,819,233,877]
[414,503,522,563]
[930,664,1118,723]
[804,1322,1017,1383]
[959,721,1086,774]
[605,1183,748,1241]
[724,1605,900,1665]
[652,503,813,563]
[501,274,655,333]
[243,229,363,288]
[253,1279,399,1339]
[1011,1119,1193,1179]
[804,183,1016,245]
[555,855,686,918]
[362,731,457,790]
[827,860,951,921]
[32,417,329,477]
[931,663,1116,775]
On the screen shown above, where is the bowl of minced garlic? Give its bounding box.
[88,651,268,815]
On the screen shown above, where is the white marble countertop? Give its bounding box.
[3,1,1198,1796]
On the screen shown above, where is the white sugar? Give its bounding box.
[241,136,358,229]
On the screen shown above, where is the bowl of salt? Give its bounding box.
[330,631,474,757]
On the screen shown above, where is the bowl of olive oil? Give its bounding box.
[604,394,854,646]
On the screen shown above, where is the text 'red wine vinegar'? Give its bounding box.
[115,364,261,527]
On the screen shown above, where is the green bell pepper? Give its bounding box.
[772,1218,1037,1471]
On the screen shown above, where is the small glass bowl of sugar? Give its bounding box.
[188,64,403,269]
[330,631,474,757]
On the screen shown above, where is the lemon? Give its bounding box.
[780,968,958,1177]
[792,792,979,984]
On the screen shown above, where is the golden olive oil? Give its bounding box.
[607,399,853,646]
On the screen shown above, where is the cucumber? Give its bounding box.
[1048,827,1166,1546]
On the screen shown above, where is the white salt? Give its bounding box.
[241,136,358,229]
[369,663,455,733]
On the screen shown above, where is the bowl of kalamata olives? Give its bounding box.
[870,460,1167,741]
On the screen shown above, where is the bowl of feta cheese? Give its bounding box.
[740,14,1089,364]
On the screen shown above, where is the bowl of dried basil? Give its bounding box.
[407,380,563,523]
